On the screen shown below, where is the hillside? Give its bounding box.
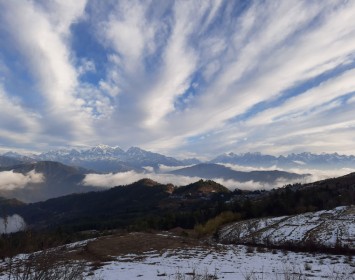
[1,231,354,280]
[0,156,25,167]
[218,206,355,252]
[173,179,230,196]
[0,196,25,208]
[4,179,230,232]
[4,171,355,233]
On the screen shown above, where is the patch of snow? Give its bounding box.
[85,245,354,280]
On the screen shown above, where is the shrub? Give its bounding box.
[194,211,241,237]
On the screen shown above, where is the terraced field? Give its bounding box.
[219,206,355,250]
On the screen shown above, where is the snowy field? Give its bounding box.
[87,244,354,280]
[0,238,354,279]
[1,206,354,279]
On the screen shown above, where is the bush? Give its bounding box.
[194,211,241,237]
[0,247,85,280]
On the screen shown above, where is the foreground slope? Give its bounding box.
[1,232,354,280]
[219,206,355,251]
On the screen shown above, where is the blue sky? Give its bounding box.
[0,0,355,157]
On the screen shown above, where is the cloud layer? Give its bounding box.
[82,169,310,191]
[0,1,354,157]
[83,163,355,191]
[0,170,44,190]
[82,171,202,188]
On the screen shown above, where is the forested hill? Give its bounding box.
[3,173,355,234]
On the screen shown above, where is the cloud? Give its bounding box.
[1,1,355,156]
[82,171,202,188]
[0,170,44,190]
[0,84,41,145]
[82,167,316,191]
[92,0,355,156]
[0,0,99,148]
[158,164,194,173]
[0,214,26,234]
[218,163,355,185]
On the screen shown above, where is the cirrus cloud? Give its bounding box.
[0,0,354,157]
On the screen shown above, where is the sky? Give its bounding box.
[0,0,355,158]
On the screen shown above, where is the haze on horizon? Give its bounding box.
[0,0,355,158]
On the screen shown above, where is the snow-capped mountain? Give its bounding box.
[27,145,196,172]
[37,145,125,162]
[211,152,355,169]
[3,146,355,172]
[1,151,35,162]
[124,147,183,167]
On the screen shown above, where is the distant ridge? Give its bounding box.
[170,163,309,183]
[0,161,99,203]
[211,152,355,169]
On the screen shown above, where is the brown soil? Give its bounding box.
[71,231,209,265]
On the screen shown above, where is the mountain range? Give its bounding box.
[1,145,355,203]
[211,152,355,169]
[2,145,199,173]
[0,155,27,167]
[3,146,355,171]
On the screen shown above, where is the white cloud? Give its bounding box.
[0,214,26,234]
[218,163,355,185]
[158,164,194,173]
[0,170,44,191]
[82,170,308,191]
[82,166,327,191]
[0,0,99,145]
[247,68,355,126]
[82,171,202,188]
[78,58,96,75]
[0,84,41,144]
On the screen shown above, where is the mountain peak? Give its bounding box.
[174,179,230,195]
[97,144,111,149]
[134,178,159,187]
[126,146,145,154]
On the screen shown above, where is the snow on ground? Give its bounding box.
[219,206,355,249]
[0,236,354,279]
[1,206,354,279]
[87,244,354,280]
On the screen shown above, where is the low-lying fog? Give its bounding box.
[82,164,355,191]
[0,214,26,234]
